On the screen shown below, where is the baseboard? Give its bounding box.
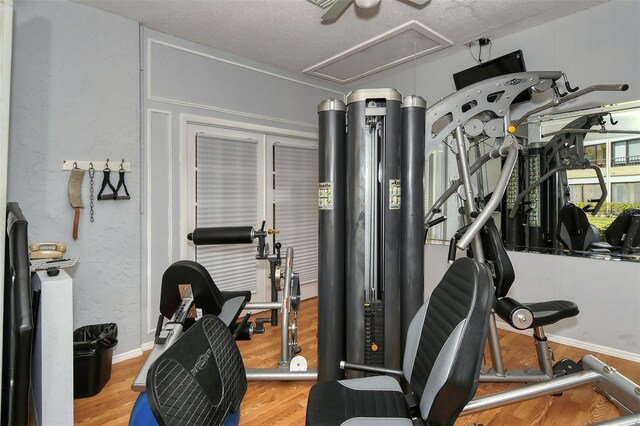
[141,341,154,351]
[112,347,144,364]
[495,321,640,362]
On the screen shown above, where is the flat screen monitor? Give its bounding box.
[2,202,33,426]
[453,50,531,104]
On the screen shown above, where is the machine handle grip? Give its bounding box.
[565,80,579,93]
[154,315,164,340]
[426,216,447,229]
[232,313,252,340]
[188,226,255,245]
[447,238,457,264]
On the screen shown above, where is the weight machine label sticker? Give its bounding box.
[318,182,334,210]
[389,179,401,210]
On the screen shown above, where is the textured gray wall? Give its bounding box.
[9,0,141,354]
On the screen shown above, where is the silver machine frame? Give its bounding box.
[244,246,318,381]
[132,235,316,392]
[419,72,638,420]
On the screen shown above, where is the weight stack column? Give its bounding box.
[502,157,525,250]
[400,95,426,351]
[345,89,403,376]
[317,99,346,382]
[527,143,545,250]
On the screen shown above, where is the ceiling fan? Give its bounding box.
[316,0,430,22]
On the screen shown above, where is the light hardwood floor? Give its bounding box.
[74,298,640,425]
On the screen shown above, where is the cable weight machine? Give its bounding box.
[418,72,638,421]
[317,90,427,381]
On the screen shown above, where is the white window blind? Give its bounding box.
[196,134,259,293]
[274,144,318,285]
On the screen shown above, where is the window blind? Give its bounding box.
[274,144,318,285]
[195,134,258,292]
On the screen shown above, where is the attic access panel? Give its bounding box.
[304,20,452,84]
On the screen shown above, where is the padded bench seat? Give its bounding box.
[306,376,411,426]
[496,298,579,329]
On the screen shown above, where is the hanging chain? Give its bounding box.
[88,163,95,222]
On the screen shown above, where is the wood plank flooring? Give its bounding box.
[74,298,640,425]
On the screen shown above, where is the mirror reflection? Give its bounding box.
[425,100,640,262]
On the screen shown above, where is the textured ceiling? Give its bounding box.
[74,0,609,86]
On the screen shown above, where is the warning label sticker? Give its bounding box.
[318,182,334,210]
[389,179,401,210]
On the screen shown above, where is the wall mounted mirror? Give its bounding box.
[425,100,640,262]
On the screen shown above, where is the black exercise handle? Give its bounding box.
[426,216,447,229]
[564,79,579,93]
[232,313,252,340]
[447,238,457,264]
[154,314,164,340]
[188,226,254,245]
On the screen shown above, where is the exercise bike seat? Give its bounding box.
[160,261,250,328]
[143,315,247,426]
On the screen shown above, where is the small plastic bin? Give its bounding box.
[73,323,118,399]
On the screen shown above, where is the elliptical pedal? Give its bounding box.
[553,358,584,377]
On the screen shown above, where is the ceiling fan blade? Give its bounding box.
[322,0,352,21]
[405,0,430,5]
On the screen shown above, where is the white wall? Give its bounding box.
[140,29,345,346]
[9,0,141,354]
[425,244,640,360]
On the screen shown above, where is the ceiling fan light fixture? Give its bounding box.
[354,0,381,9]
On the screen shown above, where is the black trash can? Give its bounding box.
[73,323,118,399]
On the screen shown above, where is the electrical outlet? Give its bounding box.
[478,37,491,46]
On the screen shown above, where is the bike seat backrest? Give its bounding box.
[403,258,495,424]
[147,315,247,426]
[606,208,640,248]
[160,260,225,322]
[557,203,597,251]
[478,217,515,299]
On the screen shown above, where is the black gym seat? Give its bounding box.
[146,315,247,426]
[557,203,599,252]
[160,260,251,328]
[590,208,640,254]
[306,258,495,425]
[480,217,579,330]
